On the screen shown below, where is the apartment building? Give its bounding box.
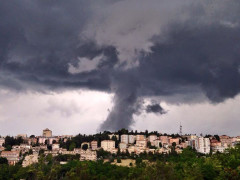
[101,140,115,152]
[121,134,129,144]
[80,149,97,161]
[1,151,20,165]
[128,135,136,144]
[195,137,210,154]
[136,134,146,141]
[91,141,98,150]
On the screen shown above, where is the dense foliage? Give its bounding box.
[0,146,240,180]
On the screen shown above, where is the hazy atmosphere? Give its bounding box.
[1,0,240,136]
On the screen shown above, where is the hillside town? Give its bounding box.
[0,128,240,167]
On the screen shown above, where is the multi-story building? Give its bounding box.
[121,134,129,144]
[43,128,52,137]
[210,139,221,148]
[127,145,135,154]
[136,135,146,141]
[91,141,98,150]
[153,139,162,148]
[101,140,115,152]
[159,136,169,144]
[128,135,136,144]
[119,142,127,152]
[220,135,233,147]
[136,140,147,149]
[80,149,97,161]
[169,138,180,145]
[148,135,157,146]
[195,137,210,154]
[0,151,20,165]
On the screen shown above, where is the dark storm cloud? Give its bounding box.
[0,0,116,92]
[138,23,240,102]
[1,0,240,131]
[146,103,167,115]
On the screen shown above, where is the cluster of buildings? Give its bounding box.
[0,128,240,166]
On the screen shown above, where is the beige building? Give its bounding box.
[43,128,52,137]
[121,134,129,144]
[159,136,169,144]
[0,151,20,165]
[127,145,135,154]
[169,138,180,145]
[136,140,147,149]
[128,135,136,144]
[91,141,98,150]
[119,142,127,152]
[80,149,97,161]
[101,140,115,152]
[136,135,146,141]
[148,135,157,146]
[220,135,232,147]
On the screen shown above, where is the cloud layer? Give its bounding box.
[0,0,240,131]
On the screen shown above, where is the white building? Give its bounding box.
[148,135,157,146]
[91,141,98,150]
[101,140,115,152]
[128,135,136,144]
[195,137,210,154]
[121,134,129,144]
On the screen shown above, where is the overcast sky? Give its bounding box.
[0,0,240,136]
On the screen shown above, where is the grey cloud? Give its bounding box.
[146,103,167,115]
[0,0,240,131]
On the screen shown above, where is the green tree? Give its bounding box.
[69,142,76,151]
[117,157,121,163]
[0,157,8,164]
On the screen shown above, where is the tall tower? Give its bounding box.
[179,122,182,136]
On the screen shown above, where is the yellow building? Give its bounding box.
[42,128,52,137]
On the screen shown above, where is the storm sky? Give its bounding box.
[0,0,240,136]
